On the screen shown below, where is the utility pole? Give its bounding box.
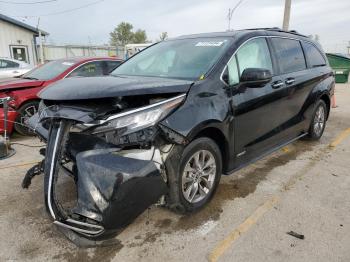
[228,8,232,31]
[282,0,292,31]
[37,17,44,64]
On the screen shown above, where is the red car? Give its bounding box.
[0,57,122,135]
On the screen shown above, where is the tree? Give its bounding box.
[109,22,134,46]
[133,29,147,43]
[109,22,148,46]
[159,32,168,41]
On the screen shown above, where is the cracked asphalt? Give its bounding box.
[0,84,349,262]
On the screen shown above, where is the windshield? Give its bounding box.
[111,37,232,80]
[22,60,76,80]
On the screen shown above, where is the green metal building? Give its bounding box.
[326,53,350,83]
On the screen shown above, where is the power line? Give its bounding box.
[0,0,57,4]
[10,0,106,17]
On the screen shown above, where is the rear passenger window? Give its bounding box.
[236,38,273,75]
[303,42,326,68]
[68,61,108,77]
[271,38,306,74]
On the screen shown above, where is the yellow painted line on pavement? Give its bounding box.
[0,161,39,170]
[209,196,279,262]
[281,146,290,153]
[209,127,350,261]
[329,128,350,148]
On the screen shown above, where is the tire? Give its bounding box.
[165,137,222,213]
[14,101,39,136]
[306,100,328,140]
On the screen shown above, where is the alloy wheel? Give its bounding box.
[20,105,37,126]
[313,105,325,136]
[181,150,217,203]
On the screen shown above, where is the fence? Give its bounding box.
[37,44,124,62]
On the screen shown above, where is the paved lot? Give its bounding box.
[0,84,349,262]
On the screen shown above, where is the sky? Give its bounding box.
[1,0,350,53]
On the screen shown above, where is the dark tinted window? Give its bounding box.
[272,38,306,74]
[303,42,326,67]
[107,60,122,72]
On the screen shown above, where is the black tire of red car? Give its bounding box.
[14,101,39,136]
[306,100,328,140]
[165,137,222,214]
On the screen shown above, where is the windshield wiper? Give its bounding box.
[22,76,39,80]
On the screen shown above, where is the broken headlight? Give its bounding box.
[90,94,186,136]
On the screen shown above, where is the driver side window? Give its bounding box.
[236,38,273,75]
[226,38,273,86]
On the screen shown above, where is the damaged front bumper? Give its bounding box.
[43,121,169,244]
[24,95,188,245]
[53,149,167,240]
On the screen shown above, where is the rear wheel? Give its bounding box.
[14,101,39,136]
[306,100,327,140]
[165,137,222,213]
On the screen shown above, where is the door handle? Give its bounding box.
[285,78,295,85]
[272,81,284,89]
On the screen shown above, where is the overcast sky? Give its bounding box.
[1,0,349,53]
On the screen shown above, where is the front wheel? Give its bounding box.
[165,137,222,213]
[306,100,328,140]
[14,101,39,136]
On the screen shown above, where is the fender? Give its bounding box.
[160,81,232,137]
[6,87,42,109]
[300,72,334,130]
[160,80,234,172]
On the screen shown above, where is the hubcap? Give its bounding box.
[181,150,217,203]
[314,105,325,136]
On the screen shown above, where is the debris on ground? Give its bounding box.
[287,231,305,240]
[21,160,44,189]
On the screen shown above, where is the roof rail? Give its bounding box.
[244,27,308,37]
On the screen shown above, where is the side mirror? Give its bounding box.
[240,68,272,88]
[222,69,229,85]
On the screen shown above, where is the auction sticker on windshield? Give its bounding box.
[195,41,225,47]
[62,62,74,66]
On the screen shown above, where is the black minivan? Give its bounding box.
[26,28,334,244]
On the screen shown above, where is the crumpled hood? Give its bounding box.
[39,75,194,100]
[0,78,45,91]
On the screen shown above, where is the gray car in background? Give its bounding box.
[0,58,33,78]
